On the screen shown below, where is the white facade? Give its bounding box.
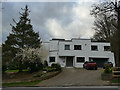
[43,38,115,68]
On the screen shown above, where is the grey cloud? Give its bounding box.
[2,2,95,43]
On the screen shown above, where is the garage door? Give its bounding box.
[89,58,108,67]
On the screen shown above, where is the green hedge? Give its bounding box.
[104,64,112,74]
[51,63,62,71]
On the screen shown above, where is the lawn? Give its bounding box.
[2,80,41,87]
[3,70,61,87]
[110,78,120,83]
[5,69,28,73]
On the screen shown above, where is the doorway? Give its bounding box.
[66,57,73,67]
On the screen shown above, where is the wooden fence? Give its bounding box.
[111,67,120,78]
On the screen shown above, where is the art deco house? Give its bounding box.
[42,38,115,68]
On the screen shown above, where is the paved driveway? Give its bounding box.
[35,68,110,87]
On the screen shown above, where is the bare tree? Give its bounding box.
[91,0,120,66]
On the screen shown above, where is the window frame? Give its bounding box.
[65,45,70,50]
[104,46,110,51]
[91,45,98,51]
[74,45,82,50]
[49,57,55,63]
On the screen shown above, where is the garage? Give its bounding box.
[89,57,109,67]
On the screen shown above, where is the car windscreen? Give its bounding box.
[89,61,95,63]
[104,62,112,64]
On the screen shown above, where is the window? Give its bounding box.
[74,45,81,50]
[65,45,70,50]
[91,45,98,51]
[104,46,110,51]
[49,57,55,62]
[76,57,85,63]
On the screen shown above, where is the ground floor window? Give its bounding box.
[76,57,85,63]
[49,57,55,62]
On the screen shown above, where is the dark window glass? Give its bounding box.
[91,45,98,51]
[65,45,70,50]
[49,57,55,62]
[77,57,85,63]
[104,46,110,51]
[74,45,81,50]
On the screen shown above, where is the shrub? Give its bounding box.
[104,64,112,74]
[33,73,43,77]
[47,68,56,72]
[28,58,43,73]
[51,63,62,71]
[7,62,19,70]
[44,60,48,68]
[42,68,47,71]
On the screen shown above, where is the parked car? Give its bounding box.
[103,62,113,69]
[83,61,98,70]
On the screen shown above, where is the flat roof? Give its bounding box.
[50,38,110,43]
[72,38,91,40]
[52,38,65,41]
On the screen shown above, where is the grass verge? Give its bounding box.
[2,80,41,87]
[110,78,120,83]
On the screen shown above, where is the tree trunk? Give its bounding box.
[19,59,22,72]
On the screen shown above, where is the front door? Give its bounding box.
[66,57,73,67]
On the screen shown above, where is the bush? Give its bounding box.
[33,73,43,77]
[42,68,47,71]
[8,62,19,70]
[47,68,56,72]
[28,58,43,73]
[104,64,112,74]
[44,60,48,68]
[51,63,62,71]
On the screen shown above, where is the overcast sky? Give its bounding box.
[1,0,103,44]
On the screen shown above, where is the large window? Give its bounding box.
[104,46,110,51]
[76,57,85,63]
[65,45,70,50]
[74,45,82,50]
[91,45,98,51]
[49,57,55,62]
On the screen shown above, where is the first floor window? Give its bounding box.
[74,45,82,50]
[76,57,85,63]
[65,45,70,50]
[49,57,55,62]
[104,46,110,51]
[91,45,98,51]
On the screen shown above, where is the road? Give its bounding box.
[2,86,120,90]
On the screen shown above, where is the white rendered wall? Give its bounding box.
[43,39,115,67]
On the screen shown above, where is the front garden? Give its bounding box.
[101,65,120,84]
[2,62,62,87]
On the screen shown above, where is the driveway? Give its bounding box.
[35,68,110,87]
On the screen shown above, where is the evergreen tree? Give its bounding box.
[2,5,41,72]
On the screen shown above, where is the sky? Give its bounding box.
[1,0,104,44]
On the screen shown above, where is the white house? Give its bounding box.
[42,38,115,68]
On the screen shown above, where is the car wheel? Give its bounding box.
[95,67,97,70]
[86,67,89,70]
